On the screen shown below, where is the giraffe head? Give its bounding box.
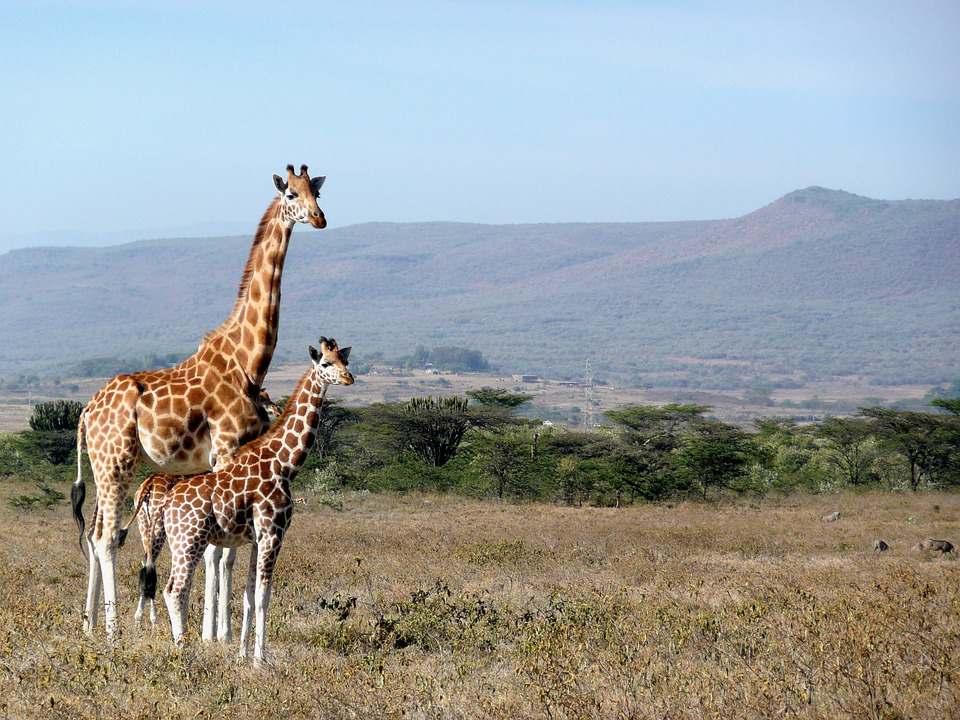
[255,387,283,420]
[273,164,327,229]
[308,336,354,386]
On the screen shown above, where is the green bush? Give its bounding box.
[28,400,84,432]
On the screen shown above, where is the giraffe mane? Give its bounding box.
[200,197,282,345]
[231,197,282,320]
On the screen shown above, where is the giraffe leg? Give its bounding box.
[134,589,147,626]
[83,533,102,634]
[95,534,120,639]
[253,534,281,666]
[201,545,222,642]
[217,547,237,642]
[163,526,206,646]
[163,555,200,646]
[238,543,258,659]
[82,391,139,638]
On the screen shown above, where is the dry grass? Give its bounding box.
[0,487,957,719]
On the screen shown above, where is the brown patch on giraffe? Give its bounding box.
[201,374,218,394]
[210,353,228,374]
[186,387,204,406]
[187,410,205,434]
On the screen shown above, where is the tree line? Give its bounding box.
[297,389,960,504]
[5,391,960,506]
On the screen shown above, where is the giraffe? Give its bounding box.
[143,338,353,664]
[72,164,327,637]
[125,389,281,635]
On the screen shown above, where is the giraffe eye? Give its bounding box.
[286,193,296,201]
[320,361,331,368]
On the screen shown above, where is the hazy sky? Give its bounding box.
[1,0,958,243]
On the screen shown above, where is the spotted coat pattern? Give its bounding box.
[129,390,281,630]
[152,340,353,663]
[75,165,327,637]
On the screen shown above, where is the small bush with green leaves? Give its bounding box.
[28,400,84,433]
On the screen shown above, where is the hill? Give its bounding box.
[0,187,957,389]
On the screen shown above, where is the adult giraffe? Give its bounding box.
[73,164,326,637]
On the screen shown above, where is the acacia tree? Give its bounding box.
[859,407,960,490]
[471,426,548,500]
[366,396,511,467]
[314,399,360,458]
[556,456,580,506]
[672,420,753,498]
[466,387,533,410]
[816,417,878,486]
[604,404,710,499]
[932,398,960,416]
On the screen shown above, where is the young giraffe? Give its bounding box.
[148,338,353,664]
[125,389,282,636]
[73,164,327,637]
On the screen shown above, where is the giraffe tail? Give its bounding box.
[71,411,88,554]
[117,476,151,549]
[139,561,157,602]
[132,477,159,601]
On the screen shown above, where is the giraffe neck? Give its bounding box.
[206,198,294,384]
[263,368,327,472]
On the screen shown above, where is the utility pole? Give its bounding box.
[583,359,594,429]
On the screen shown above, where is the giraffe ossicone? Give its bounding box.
[72,164,328,638]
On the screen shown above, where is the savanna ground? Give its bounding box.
[0,488,957,720]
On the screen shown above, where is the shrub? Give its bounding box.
[28,400,84,432]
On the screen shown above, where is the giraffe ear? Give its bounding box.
[273,174,287,193]
[308,345,319,363]
[310,176,326,193]
[340,347,351,362]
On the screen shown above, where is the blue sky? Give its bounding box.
[0,0,957,244]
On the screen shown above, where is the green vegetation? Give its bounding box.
[28,399,83,432]
[3,387,957,513]
[293,391,960,504]
[3,401,87,469]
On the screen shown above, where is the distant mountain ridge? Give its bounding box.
[0,187,957,389]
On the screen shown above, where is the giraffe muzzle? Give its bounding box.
[309,212,327,229]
